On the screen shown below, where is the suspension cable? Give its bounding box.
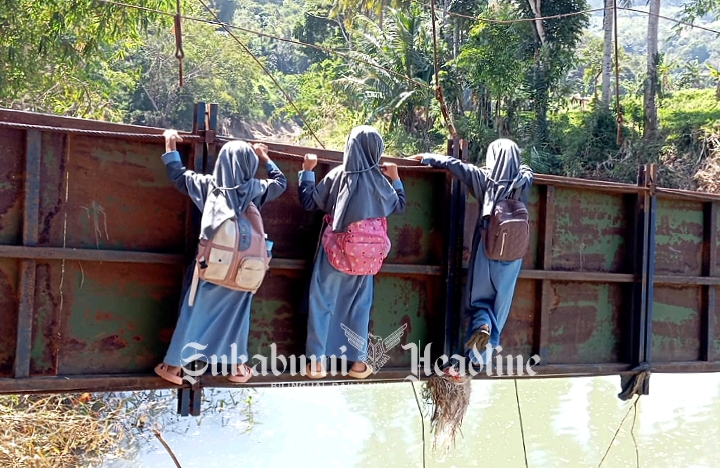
[196,0,325,149]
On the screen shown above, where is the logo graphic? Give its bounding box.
[341,323,408,373]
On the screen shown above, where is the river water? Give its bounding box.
[105,373,720,467]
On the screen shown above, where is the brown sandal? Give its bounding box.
[465,325,491,351]
[348,362,373,379]
[306,362,327,379]
[227,363,253,383]
[154,363,183,385]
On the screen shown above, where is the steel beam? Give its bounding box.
[702,202,717,362]
[14,129,41,379]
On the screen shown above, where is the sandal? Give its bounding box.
[465,325,491,351]
[306,362,327,379]
[348,362,373,379]
[154,363,183,385]
[227,363,253,383]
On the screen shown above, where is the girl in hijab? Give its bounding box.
[410,138,534,365]
[154,130,287,385]
[299,125,406,379]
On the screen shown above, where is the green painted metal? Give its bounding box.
[551,188,628,273]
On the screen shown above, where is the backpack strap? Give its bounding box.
[313,215,330,263]
[188,261,200,307]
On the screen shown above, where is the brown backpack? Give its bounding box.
[188,202,270,306]
[482,192,529,262]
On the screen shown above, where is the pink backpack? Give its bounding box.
[321,215,391,275]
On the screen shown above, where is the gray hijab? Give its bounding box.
[480,138,525,218]
[313,125,399,232]
[185,140,265,240]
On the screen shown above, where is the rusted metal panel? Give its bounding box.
[370,273,445,367]
[497,278,536,359]
[654,199,704,276]
[0,259,18,377]
[545,282,623,365]
[50,135,187,253]
[702,202,717,362]
[551,187,629,273]
[247,269,310,359]
[0,128,24,245]
[54,261,183,375]
[714,293,720,359]
[651,198,706,363]
[30,262,61,376]
[0,109,163,135]
[652,285,702,362]
[716,202,720,275]
[15,129,42,378]
[37,132,67,246]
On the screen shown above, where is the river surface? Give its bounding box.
[105,373,720,467]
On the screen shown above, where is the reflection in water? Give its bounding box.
[106,373,720,468]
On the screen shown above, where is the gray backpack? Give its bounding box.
[482,189,529,262]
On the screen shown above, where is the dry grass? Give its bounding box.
[0,388,256,468]
[0,393,128,468]
[694,130,720,193]
[421,369,472,453]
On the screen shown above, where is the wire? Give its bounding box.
[413,2,605,23]
[96,0,720,41]
[195,0,325,149]
[597,395,641,467]
[514,379,529,468]
[93,0,720,91]
[410,381,426,468]
[412,1,720,36]
[90,0,720,152]
[94,0,432,91]
[621,7,720,35]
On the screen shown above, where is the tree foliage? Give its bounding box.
[4,0,720,190]
[0,0,174,118]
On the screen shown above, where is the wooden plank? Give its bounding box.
[14,129,41,379]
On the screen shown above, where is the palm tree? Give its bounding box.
[341,5,436,137]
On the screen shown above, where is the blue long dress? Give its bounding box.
[419,154,533,364]
[160,150,287,367]
[298,170,406,363]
